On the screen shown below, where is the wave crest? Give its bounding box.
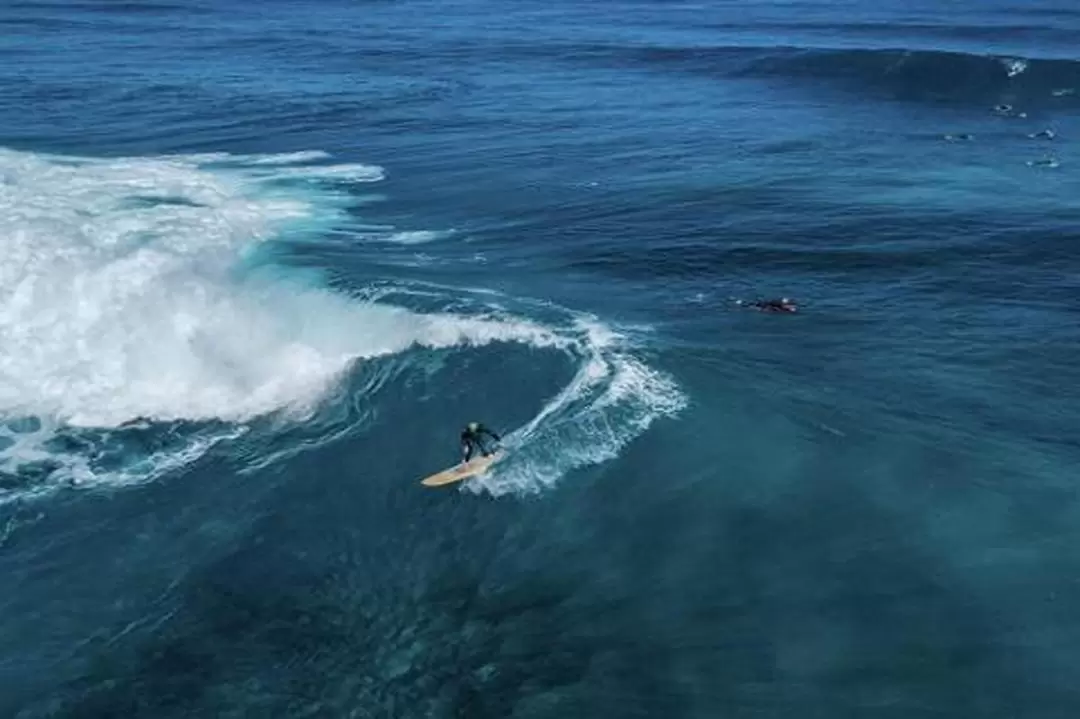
[576,43,1080,105]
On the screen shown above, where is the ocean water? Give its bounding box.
[1,0,1079,716]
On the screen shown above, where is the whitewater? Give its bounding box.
[0,147,684,497]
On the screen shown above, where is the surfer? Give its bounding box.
[736,297,798,313]
[460,421,501,464]
[992,103,1027,118]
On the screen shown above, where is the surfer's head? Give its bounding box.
[467,421,480,432]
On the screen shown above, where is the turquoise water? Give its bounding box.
[1,0,1080,716]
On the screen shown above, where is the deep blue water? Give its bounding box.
[2,0,1080,716]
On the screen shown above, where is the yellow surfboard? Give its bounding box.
[420,450,505,487]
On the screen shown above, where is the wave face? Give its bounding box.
[0,148,684,499]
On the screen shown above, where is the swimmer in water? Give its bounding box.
[1028,129,1056,140]
[1026,157,1060,168]
[993,103,1027,118]
[736,297,798,313]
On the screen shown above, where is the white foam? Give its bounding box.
[381,230,446,245]
[247,163,385,182]
[342,288,689,497]
[0,147,687,500]
[1002,58,1028,78]
[0,147,559,494]
[466,316,687,497]
[247,151,332,165]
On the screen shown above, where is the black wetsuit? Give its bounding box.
[738,298,798,313]
[754,299,797,313]
[461,424,501,462]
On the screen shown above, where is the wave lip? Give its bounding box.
[585,42,1080,105]
[739,46,1076,96]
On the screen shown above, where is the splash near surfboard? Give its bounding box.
[420,450,505,487]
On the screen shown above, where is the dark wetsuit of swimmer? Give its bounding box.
[755,298,797,313]
[736,298,798,313]
[461,422,501,462]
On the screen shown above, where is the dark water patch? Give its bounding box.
[5,417,42,434]
[15,449,673,716]
[998,7,1080,20]
[0,459,66,490]
[3,0,207,13]
[125,194,208,209]
[0,419,237,504]
[0,79,106,104]
[108,82,222,105]
[566,214,1080,284]
[0,15,99,31]
[0,465,60,491]
[17,397,1080,718]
